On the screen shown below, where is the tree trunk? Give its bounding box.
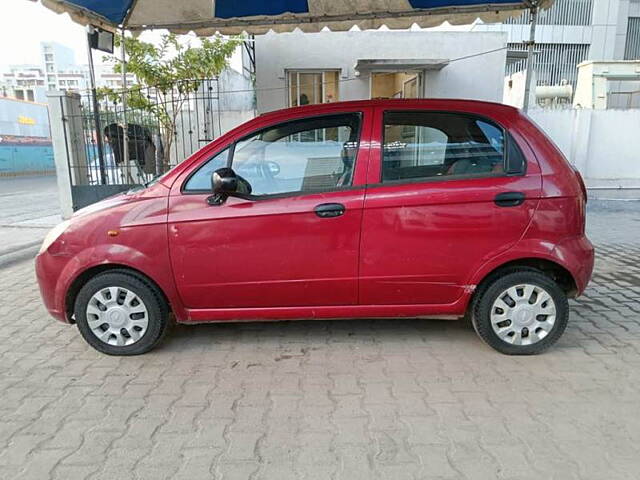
[160,126,174,172]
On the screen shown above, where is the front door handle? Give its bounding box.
[495,191,525,207]
[314,203,345,218]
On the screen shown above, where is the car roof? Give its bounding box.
[158,98,528,189]
[258,98,521,121]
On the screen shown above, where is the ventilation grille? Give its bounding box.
[624,17,640,60]
[505,0,593,26]
[507,43,590,88]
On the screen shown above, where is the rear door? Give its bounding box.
[359,107,542,305]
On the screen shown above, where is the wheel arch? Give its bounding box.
[65,264,170,324]
[471,257,578,304]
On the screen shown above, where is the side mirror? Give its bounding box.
[208,167,238,205]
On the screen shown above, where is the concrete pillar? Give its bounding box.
[590,0,622,60]
[46,91,88,219]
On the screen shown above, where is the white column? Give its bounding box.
[46,91,88,219]
[590,0,623,60]
[569,109,593,179]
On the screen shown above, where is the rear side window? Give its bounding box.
[382,111,515,183]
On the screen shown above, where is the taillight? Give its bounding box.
[575,169,588,204]
[571,167,587,234]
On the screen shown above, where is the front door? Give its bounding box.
[359,107,542,305]
[168,110,370,309]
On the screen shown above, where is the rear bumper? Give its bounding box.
[554,235,594,296]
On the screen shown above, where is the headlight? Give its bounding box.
[39,220,71,254]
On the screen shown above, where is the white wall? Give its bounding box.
[503,70,537,108]
[530,108,640,198]
[254,30,507,113]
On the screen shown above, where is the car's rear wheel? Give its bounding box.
[471,270,569,355]
[74,270,169,355]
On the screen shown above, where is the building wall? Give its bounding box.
[0,97,50,138]
[255,30,507,113]
[41,42,75,71]
[478,0,631,59]
[475,0,639,95]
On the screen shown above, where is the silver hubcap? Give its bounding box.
[490,284,556,346]
[86,287,149,347]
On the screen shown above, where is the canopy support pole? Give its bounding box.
[522,4,538,112]
[120,27,131,183]
[86,27,107,185]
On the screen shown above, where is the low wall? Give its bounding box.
[529,108,640,199]
[0,136,54,176]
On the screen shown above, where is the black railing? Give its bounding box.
[69,77,223,188]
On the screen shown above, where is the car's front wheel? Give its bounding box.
[471,270,569,355]
[74,270,169,355]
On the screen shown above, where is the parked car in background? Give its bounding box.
[36,99,594,356]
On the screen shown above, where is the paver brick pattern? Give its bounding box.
[1,203,640,479]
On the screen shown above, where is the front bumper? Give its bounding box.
[35,251,70,323]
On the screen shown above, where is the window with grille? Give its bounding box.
[505,0,593,26]
[624,18,640,60]
[506,43,590,88]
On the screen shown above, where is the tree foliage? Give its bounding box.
[99,33,241,167]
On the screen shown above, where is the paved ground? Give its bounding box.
[1,194,640,479]
[0,176,61,268]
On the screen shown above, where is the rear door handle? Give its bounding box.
[495,191,525,207]
[314,203,345,218]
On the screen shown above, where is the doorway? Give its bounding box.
[370,71,422,99]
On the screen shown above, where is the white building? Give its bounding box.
[254,30,508,113]
[1,41,136,103]
[475,0,640,103]
[41,41,77,91]
[1,65,47,102]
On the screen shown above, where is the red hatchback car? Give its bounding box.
[36,99,594,356]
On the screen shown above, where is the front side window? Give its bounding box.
[382,111,508,183]
[183,148,229,191]
[232,114,360,196]
[183,114,361,197]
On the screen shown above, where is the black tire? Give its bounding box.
[74,270,169,355]
[471,269,569,355]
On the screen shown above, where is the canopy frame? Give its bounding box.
[39,0,547,33]
[129,3,535,32]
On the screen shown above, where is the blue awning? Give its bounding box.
[37,0,551,34]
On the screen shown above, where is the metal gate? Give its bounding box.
[59,78,223,210]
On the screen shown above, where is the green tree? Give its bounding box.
[100,33,241,168]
